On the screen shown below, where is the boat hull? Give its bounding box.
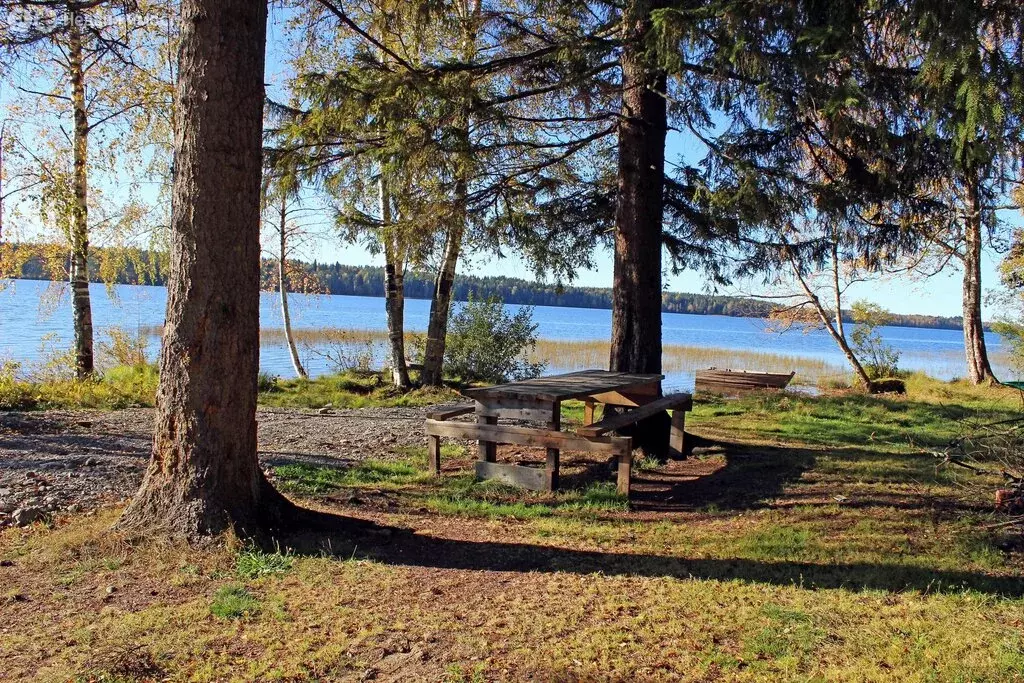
[695,369,795,394]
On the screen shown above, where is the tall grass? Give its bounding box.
[134,324,1016,386]
[139,324,392,346]
[531,338,846,385]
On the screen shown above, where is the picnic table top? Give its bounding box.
[461,369,664,403]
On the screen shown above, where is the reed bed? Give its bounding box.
[139,324,1010,385]
[530,338,847,385]
[139,325,393,346]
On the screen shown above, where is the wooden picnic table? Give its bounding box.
[424,369,692,496]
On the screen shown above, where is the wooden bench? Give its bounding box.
[424,387,693,497]
[577,392,693,460]
[426,405,475,474]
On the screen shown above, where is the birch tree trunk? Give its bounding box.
[420,200,464,387]
[380,176,411,388]
[790,250,875,391]
[278,195,307,379]
[69,11,94,378]
[118,0,291,538]
[609,0,670,456]
[420,0,478,388]
[962,178,996,384]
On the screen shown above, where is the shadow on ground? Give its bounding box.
[628,434,816,512]
[276,507,1024,597]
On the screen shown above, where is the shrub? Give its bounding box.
[257,371,279,393]
[444,296,546,383]
[850,301,900,379]
[97,327,149,369]
[0,361,36,409]
[308,334,377,375]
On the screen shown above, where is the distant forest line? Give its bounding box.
[7,247,970,331]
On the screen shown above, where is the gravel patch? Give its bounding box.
[0,403,466,527]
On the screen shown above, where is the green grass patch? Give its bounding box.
[236,547,294,579]
[953,530,1007,570]
[421,478,629,519]
[258,372,459,409]
[0,363,159,410]
[0,365,459,411]
[737,525,816,561]
[273,459,435,495]
[691,377,1021,453]
[210,584,260,620]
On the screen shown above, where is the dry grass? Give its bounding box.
[2,379,1024,681]
[144,324,1009,387]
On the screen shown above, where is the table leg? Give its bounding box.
[617,437,633,496]
[583,399,595,426]
[478,414,497,462]
[428,434,441,475]
[546,401,560,491]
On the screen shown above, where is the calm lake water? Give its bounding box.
[0,278,1009,389]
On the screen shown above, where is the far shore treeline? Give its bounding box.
[8,245,970,331]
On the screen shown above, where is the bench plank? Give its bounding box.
[427,405,475,421]
[425,419,630,454]
[577,393,693,437]
[475,461,548,491]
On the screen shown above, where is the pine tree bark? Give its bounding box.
[609,0,669,456]
[380,177,411,389]
[69,11,94,379]
[118,0,291,539]
[278,195,307,379]
[962,177,996,384]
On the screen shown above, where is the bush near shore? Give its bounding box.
[0,364,459,411]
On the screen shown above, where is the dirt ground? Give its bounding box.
[0,404,463,525]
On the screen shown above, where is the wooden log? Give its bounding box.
[577,393,693,437]
[428,434,441,475]
[475,461,547,491]
[425,420,628,454]
[478,414,497,462]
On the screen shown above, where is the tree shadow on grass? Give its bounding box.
[278,507,1024,597]
[628,434,816,512]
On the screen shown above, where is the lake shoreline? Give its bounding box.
[0,279,1008,383]
[4,272,982,332]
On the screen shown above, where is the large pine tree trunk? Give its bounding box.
[380,177,410,389]
[69,12,94,379]
[962,179,996,384]
[278,195,307,379]
[609,0,669,456]
[118,0,291,539]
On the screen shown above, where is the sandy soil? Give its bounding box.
[0,404,465,525]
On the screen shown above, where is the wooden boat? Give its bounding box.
[695,368,795,394]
